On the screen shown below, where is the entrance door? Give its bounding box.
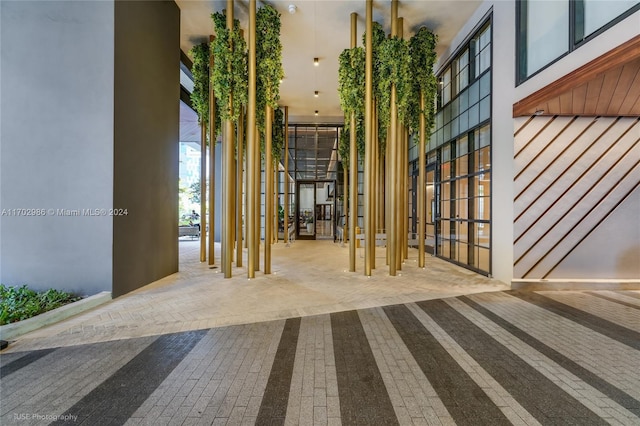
[296,182,316,239]
[295,181,336,240]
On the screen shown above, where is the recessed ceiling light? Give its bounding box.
[314,91,319,97]
[314,57,319,66]
[314,110,319,116]
[288,4,297,14]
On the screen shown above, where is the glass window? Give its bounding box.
[474,172,491,197]
[456,49,470,93]
[480,96,491,122]
[456,155,469,177]
[441,67,452,105]
[582,0,639,39]
[525,0,569,77]
[473,25,491,77]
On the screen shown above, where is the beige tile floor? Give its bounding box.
[3,239,509,353]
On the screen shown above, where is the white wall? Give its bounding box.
[0,1,114,295]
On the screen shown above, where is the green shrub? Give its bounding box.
[0,284,81,325]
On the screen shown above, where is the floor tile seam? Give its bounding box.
[357,308,408,410]
[445,297,640,419]
[357,307,438,406]
[471,292,640,359]
[590,291,640,307]
[416,299,619,425]
[462,295,640,402]
[511,291,640,351]
[1,337,158,413]
[131,325,258,416]
[468,293,640,386]
[404,302,541,425]
[540,292,640,329]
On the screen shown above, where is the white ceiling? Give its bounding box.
[176,0,482,124]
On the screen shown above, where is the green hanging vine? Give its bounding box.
[211,11,247,124]
[190,43,209,126]
[272,107,284,162]
[256,4,284,155]
[377,36,411,133]
[190,42,221,141]
[407,27,438,137]
[338,47,366,165]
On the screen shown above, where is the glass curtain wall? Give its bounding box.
[410,20,492,276]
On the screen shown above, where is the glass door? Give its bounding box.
[296,182,316,239]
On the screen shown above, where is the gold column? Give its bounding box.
[402,128,408,262]
[264,106,272,274]
[209,35,216,266]
[236,106,244,267]
[364,0,373,276]
[274,163,278,243]
[200,120,207,263]
[247,0,257,278]
[284,107,290,244]
[388,0,398,276]
[254,123,260,272]
[370,96,377,269]
[418,92,426,267]
[222,0,235,278]
[399,18,408,265]
[349,12,357,272]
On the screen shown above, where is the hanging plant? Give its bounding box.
[338,47,365,118]
[377,36,411,133]
[190,43,209,126]
[272,107,284,162]
[256,4,284,152]
[190,42,221,141]
[211,11,248,124]
[408,27,438,136]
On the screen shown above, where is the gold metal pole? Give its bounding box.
[399,18,408,265]
[264,105,272,274]
[236,105,244,267]
[200,122,207,263]
[209,35,216,266]
[364,0,373,276]
[385,125,390,266]
[370,96,377,270]
[402,127,408,262]
[349,12,357,272]
[284,106,289,244]
[388,0,398,276]
[418,92,426,267]
[255,123,260,271]
[274,161,278,244]
[222,0,235,278]
[247,0,257,278]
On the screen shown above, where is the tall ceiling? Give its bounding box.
[176,0,482,124]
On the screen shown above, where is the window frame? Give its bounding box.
[516,0,640,85]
